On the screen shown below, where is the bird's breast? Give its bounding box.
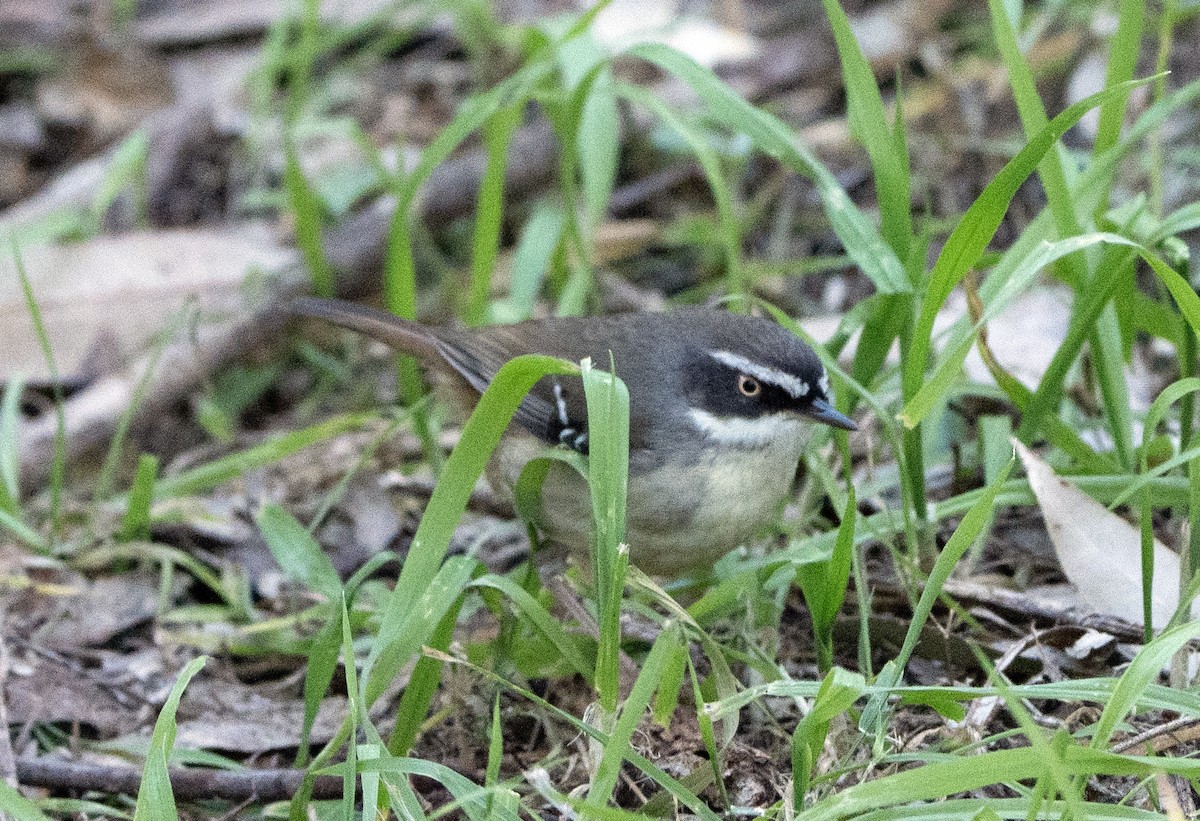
[481,419,808,577]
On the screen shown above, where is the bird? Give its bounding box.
[292,298,857,577]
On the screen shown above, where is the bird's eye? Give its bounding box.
[737,374,761,397]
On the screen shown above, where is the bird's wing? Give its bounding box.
[434,332,591,454]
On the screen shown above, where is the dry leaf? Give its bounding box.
[0,224,295,383]
[1014,439,1188,628]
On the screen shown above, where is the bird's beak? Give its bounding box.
[808,398,858,431]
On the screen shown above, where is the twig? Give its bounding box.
[15,757,344,802]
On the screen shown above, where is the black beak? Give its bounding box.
[808,398,858,431]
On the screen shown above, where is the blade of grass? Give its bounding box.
[427,647,723,821]
[0,373,23,515]
[1091,619,1200,750]
[149,412,375,500]
[469,575,594,678]
[821,0,912,262]
[11,239,66,540]
[628,42,910,295]
[386,595,463,756]
[1093,0,1147,161]
[582,356,630,713]
[466,102,521,326]
[792,668,867,807]
[256,504,342,601]
[132,656,206,821]
[95,305,192,502]
[616,84,744,306]
[0,507,48,553]
[799,744,1200,821]
[710,675,1200,723]
[1018,238,1200,442]
[360,355,579,704]
[0,783,52,821]
[284,136,334,298]
[586,624,683,806]
[901,76,1158,430]
[860,457,1015,733]
[488,201,565,323]
[795,488,857,673]
[901,231,1153,427]
[118,454,159,543]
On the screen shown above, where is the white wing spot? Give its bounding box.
[553,381,570,426]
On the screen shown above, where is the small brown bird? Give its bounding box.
[293,298,855,576]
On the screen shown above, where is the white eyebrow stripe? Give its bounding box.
[709,350,811,398]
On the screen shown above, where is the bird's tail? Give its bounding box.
[290,297,442,361]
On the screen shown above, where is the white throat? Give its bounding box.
[688,408,807,450]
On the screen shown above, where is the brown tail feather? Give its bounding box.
[290,297,442,361]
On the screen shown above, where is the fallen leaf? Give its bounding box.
[1014,439,1189,628]
[0,224,296,383]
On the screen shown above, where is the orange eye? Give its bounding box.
[737,374,761,397]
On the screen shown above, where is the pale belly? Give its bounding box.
[486,423,807,577]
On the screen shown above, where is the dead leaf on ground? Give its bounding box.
[0,224,296,384]
[172,676,350,752]
[1015,439,1191,628]
[32,571,175,652]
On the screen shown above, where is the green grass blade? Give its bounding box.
[489,201,566,323]
[628,42,909,294]
[901,231,1143,427]
[792,668,867,805]
[576,67,619,229]
[582,357,630,712]
[616,83,744,304]
[470,575,594,677]
[150,412,374,500]
[710,676,1200,723]
[586,624,682,806]
[91,128,149,231]
[384,61,553,319]
[861,458,1015,731]
[95,304,192,502]
[0,783,53,820]
[0,373,25,514]
[1094,0,1147,159]
[351,758,504,821]
[284,137,334,297]
[433,648,723,821]
[0,507,47,552]
[853,799,1165,820]
[12,240,66,538]
[822,0,912,261]
[386,596,463,756]
[988,0,1085,251]
[132,656,206,821]
[361,355,579,703]
[798,744,1200,821]
[256,503,342,600]
[467,102,522,326]
[1091,619,1200,749]
[1018,238,1200,441]
[339,594,360,818]
[902,76,1158,416]
[795,488,857,672]
[118,454,159,543]
[297,609,341,766]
